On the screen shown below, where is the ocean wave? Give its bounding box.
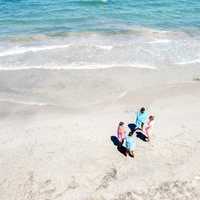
[97,45,113,50]
[0,44,113,57]
[1,26,195,44]
[148,39,171,44]
[0,45,71,57]
[74,0,108,5]
[0,27,199,69]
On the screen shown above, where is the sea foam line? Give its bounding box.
[0,98,54,106]
[0,45,71,57]
[0,63,157,71]
[176,58,200,65]
[0,44,113,57]
[148,39,171,44]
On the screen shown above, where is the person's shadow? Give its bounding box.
[128,123,137,133]
[135,131,148,142]
[128,123,148,142]
[110,136,127,157]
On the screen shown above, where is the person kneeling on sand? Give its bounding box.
[117,122,126,144]
[143,115,155,142]
[123,132,135,157]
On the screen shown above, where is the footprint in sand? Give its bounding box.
[96,168,117,190]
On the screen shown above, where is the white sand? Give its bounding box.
[0,66,200,200]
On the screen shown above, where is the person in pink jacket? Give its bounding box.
[117,122,126,144]
[144,115,155,142]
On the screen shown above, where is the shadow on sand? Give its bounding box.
[110,136,127,157]
[135,131,148,142]
[128,123,137,133]
[128,123,148,142]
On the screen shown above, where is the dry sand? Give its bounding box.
[0,66,200,200]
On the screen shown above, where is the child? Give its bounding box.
[117,122,126,144]
[144,115,155,142]
[123,132,136,157]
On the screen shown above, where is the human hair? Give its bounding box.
[140,107,145,113]
[128,132,133,137]
[149,115,154,120]
[119,122,124,126]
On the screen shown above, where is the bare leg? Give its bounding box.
[145,131,150,142]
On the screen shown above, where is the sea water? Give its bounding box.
[0,0,200,69]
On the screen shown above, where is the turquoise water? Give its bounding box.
[0,0,200,38]
[0,0,200,69]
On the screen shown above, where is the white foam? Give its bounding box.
[0,63,157,71]
[0,44,71,57]
[176,58,200,65]
[117,91,128,99]
[148,39,171,44]
[96,45,113,50]
[0,44,114,57]
[0,98,53,106]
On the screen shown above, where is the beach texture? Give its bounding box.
[0,66,200,200]
[1,0,200,199]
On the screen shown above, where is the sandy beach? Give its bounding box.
[0,66,200,200]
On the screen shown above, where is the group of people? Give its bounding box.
[117,107,155,158]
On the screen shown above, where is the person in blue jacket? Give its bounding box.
[123,132,136,157]
[135,107,148,130]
